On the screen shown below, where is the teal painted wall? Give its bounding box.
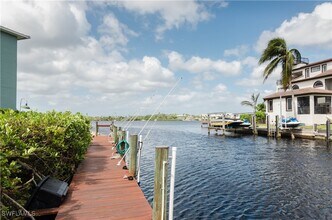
[0,31,18,110]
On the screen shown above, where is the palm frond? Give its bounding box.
[259,38,286,64]
[263,56,282,82]
[241,101,254,107]
[259,37,301,91]
[253,93,260,103]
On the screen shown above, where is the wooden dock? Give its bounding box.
[208,126,329,140]
[56,136,152,220]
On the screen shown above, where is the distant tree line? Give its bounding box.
[90,113,183,121]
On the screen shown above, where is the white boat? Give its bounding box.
[239,119,251,127]
[210,119,244,128]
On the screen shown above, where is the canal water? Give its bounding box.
[98,121,332,219]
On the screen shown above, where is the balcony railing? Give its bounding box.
[294,57,309,65]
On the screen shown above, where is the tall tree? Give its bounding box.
[259,38,301,90]
[259,37,301,117]
[256,103,266,112]
[241,93,260,115]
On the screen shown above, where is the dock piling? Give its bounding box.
[129,134,138,177]
[326,120,331,141]
[252,115,257,135]
[153,146,169,220]
[266,115,271,137]
[313,124,317,133]
[222,113,226,136]
[113,126,118,144]
[275,115,281,138]
[95,121,99,136]
[121,130,126,141]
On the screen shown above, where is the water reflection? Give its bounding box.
[96,121,332,219]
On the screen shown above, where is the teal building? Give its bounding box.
[0,26,30,109]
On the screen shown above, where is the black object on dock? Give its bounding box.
[25,176,69,210]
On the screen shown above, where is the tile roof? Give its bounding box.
[263,87,332,100]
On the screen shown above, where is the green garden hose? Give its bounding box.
[116,140,129,155]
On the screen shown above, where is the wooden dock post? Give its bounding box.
[275,115,281,138]
[252,115,257,135]
[313,124,318,133]
[95,121,99,136]
[129,134,138,176]
[153,146,169,220]
[222,113,226,136]
[113,126,118,144]
[326,120,330,141]
[266,115,271,137]
[291,130,295,139]
[121,130,126,141]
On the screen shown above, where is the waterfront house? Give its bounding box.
[263,58,332,125]
[0,26,30,109]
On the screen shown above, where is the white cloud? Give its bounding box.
[236,62,281,87]
[255,2,332,52]
[98,13,138,50]
[2,1,90,49]
[112,0,212,39]
[224,45,249,57]
[2,1,175,113]
[213,83,228,93]
[242,56,258,68]
[167,51,242,75]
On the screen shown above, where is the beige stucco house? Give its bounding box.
[263,58,332,125]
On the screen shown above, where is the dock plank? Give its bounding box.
[56,136,152,220]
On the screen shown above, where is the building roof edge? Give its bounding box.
[0,26,30,40]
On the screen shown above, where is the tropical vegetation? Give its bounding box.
[0,109,92,216]
[259,37,301,91]
[259,37,301,118]
[240,93,266,123]
[241,93,260,115]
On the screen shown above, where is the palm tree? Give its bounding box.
[241,93,260,115]
[259,37,301,117]
[256,103,266,112]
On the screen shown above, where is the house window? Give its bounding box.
[297,96,310,114]
[292,84,299,90]
[313,81,323,88]
[268,100,273,112]
[314,96,331,114]
[305,68,310,78]
[286,97,292,111]
[322,64,327,72]
[326,79,332,90]
[311,65,320,72]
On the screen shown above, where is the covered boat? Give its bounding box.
[280,117,301,128]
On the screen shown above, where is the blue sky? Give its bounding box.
[2,0,332,116]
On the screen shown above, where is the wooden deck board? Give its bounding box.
[56,136,152,220]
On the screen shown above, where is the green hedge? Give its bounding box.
[0,109,92,213]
